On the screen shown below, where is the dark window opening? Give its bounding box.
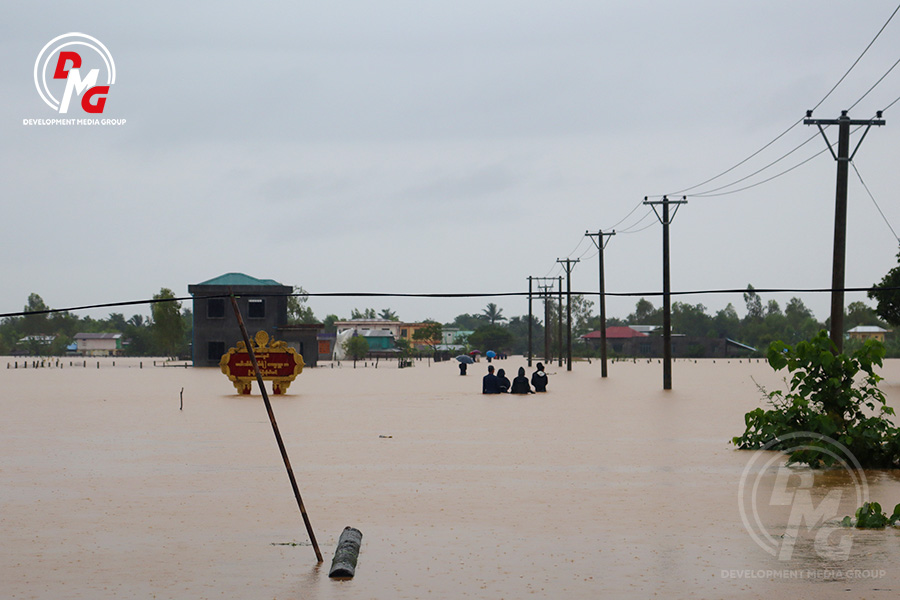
[208,341,226,361]
[248,298,265,319]
[207,298,225,319]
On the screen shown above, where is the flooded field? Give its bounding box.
[3,356,900,599]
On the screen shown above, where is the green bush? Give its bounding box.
[733,330,900,468]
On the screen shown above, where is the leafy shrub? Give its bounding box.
[840,502,900,529]
[732,330,900,468]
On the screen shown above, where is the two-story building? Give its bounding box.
[188,273,321,368]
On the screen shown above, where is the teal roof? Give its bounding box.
[195,273,284,287]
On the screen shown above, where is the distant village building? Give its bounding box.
[580,325,755,358]
[847,325,890,343]
[74,333,122,356]
[188,273,321,368]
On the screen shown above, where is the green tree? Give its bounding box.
[287,286,317,324]
[468,324,513,352]
[671,302,713,337]
[482,303,506,325]
[870,251,900,326]
[343,334,369,362]
[322,314,340,334]
[351,308,377,319]
[628,298,661,325]
[447,313,488,330]
[151,288,186,357]
[378,308,399,321]
[412,320,443,354]
[22,293,51,335]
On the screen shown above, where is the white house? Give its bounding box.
[74,333,123,356]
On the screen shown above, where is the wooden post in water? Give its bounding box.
[229,295,323,563]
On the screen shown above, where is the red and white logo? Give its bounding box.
[34,32,115,114]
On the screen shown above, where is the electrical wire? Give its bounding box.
[849,55,900,111]
[851,161,900,244]
[654,2,900,199]
[6,285,900,319]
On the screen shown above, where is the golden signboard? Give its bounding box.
[219,330,304,395]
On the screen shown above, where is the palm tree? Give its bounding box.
[379,308,399,321]
[482,303,506,325]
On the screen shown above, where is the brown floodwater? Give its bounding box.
[3,356,900,599]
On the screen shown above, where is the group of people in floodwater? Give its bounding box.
[481,362,548,395]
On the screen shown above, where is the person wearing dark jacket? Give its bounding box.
[482,365,501,394]
[531,363,548,392]
[510,367,533,394]
[496,368,511,393]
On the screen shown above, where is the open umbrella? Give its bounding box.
[485,350,496,359]
[455,355,474,364]
[469,350,481,355]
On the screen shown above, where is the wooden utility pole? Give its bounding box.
[643,196,687,390]
[557,259,580,371]
[804,109,885,353]
[585,229,615,378]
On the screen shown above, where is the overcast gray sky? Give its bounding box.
[3,1,900,325]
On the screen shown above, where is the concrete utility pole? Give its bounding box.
[804,110,885,353]
[527,276,533,367]
[558,276,563,368]
[537,282,554,362]
[557,258,580,371]
[643,196,687,391]
[531,278,556,363]
[585,229,616,378]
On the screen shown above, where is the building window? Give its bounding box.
[401,328,408,337]
[208,341,226,361]
[207,298,225,319]
[640,342,651,354]
[248,298,265,319]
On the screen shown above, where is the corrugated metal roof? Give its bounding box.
[194,272,283,287]
[848,325,889,333]
[74,333,122,339]
[582,326,648,339]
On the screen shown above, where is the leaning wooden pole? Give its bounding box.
[229,294,323,563]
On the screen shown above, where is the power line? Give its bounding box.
[4,285,898,319]
[653,3,900,199]
[852,161,900,244]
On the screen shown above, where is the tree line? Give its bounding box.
[4,273,898,359]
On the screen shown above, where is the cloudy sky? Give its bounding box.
[3,1,900,325]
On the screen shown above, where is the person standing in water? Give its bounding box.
[531,362,548,392]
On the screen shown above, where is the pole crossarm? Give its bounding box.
[804,110,885,163]
[643,196,687,225]
[585,229,616,249]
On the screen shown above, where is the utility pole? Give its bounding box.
[557,276,563,368]
[585,229,615,378]
[643,195,687,390]
[557,258,580,371]
[527,276,533,367]
[537,282,554,362]
[804,109,885,353]
[531,278,556,363]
